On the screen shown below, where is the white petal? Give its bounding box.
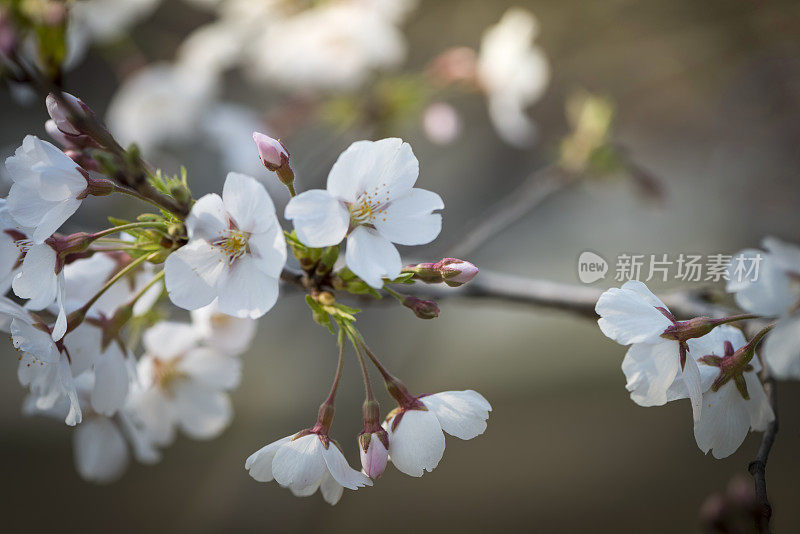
[31,198,83,244]
[73,417,129,484]
[172,380,232,440]
[744,371,775,432]
[596,284,673,345]
[285,190,349,247]
[216,255,279,319]
[693,383,750,459]
[327,138,418,202]
[319,471,344,505]
[222,172,277,233]
[728,249,795,316]
[321,443,372,489]
[142,321,201,359]
[164,243,219,311]
[178,347,241,390]
[245,435,294,482]
[185,193,227,241]
[420,390,492,440]
[373,188,443,246]
[386,409,445,477]
[623,342,682,408]
[91,343,130,416]
[11,318,60,362]
[682,353,703,422]
[762,315,800,379]
[247,219,287,278]
[272,434,328,490]
[345,226,401,288]
[12,243,58,310]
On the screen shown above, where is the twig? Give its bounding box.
[448,164,570,258]
[748,370,778,534]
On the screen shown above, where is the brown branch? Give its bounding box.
[748,370,778,534]
[448,164,570,258]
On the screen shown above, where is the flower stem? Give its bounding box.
[323,328,346,406]
[90,222,168,240]
[352,341,375,401]
[126,270,164,308]
[77,253,153,317]
[382,286,406,303]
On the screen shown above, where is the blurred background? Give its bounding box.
[2,0,800,532]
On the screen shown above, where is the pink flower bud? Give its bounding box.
[253,131,288,170]
[46,92,92,136]
[403,296,440,319]
[359,431,389,479]
[434,258,479,287]
[0,10,16,57]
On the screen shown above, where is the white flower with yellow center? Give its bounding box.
[132,322,241,447]
[164,172,287,319]
[285,138,443,288]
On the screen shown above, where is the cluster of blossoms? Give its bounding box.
[595,264,800,458]
[1,91,488,503]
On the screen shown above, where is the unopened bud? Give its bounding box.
[64,149,101,173]
[0,10,16,57]
[402,262,442,283]
[52,232,93,256]
[403,296,439,319]
[84,176,115,197]
[359,431,389,479]
[253,131,294,187]
[316,291,335,307]
[435,258,479,287]
[46,92,94,137]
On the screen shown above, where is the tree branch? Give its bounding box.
[748,370,778,534]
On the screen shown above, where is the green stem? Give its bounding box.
[91,222,168,240]
[352,340,375,401]
[78,253,153,315]
[126,270,164,308]
[323,329,346,406]
[383,286,406,303]
[111,184,170,212]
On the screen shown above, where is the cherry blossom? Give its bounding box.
[477,8,549,147]
[383,390,491,477]
[164,172,287,318]
[5,135,88,244]
[285,138,443,288]
[596,280,704,420]
[359,431,389,479]
[727,237,800,379]
[132,322,241,446]
[12,240,67,340]
[688,326,774,459]
[246,432,372,505]
[190,301,256,356]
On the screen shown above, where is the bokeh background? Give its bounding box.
[2,0,800,532]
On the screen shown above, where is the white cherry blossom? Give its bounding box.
[165,172,287,318]
[686,326,774,459]
[12,240,67,340]
[477,8,549,147]
[383,390,491,477]
[132,322,241,445]
[285,138,443,288]
[246,432,372,505]
[0,199,27,293]
[5,135,88,243]
[596,280,704,420]
[190,300,256,356]
[728,237,800,379]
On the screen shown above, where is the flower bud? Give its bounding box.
[0,11,17,58]
[434,258,479,287]
[403,296,439,319]
[253,131,295,189]
[46,92,94,137]
[359,431,389,479]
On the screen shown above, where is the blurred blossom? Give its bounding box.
[423,102,462,145]
[200,103,271,178]
[247,2,407,92]
[477,8,549,147]
[107,63,217,152]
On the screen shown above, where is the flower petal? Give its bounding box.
[245,435,294,483]
[420,390,492,440]
[762,314,800,379]
[386,409,445,477]
[164,242,220,311]
[172,380,232,440]
[73,417,129,484]
[345,226,401,288]
[321,443,372,489]
[596,283,673,345]
[185,193,227,241]
[91,343,131,416]
[285,189,349,248]
[373,188,443,246]
[178,347,241,390]
[327,138,418,202]
[272,434,327,490]
[222,172,276,233]
[216,255,279,318]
